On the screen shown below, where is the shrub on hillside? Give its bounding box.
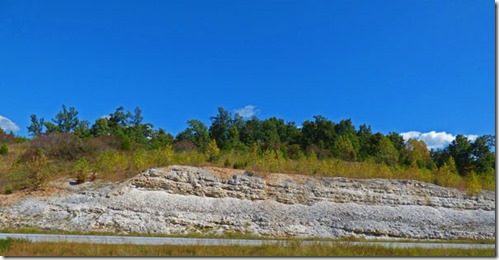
[10,150,51,190]
[95,150,128,176]
[30,133,85,160]
[466,171,482,196]
[73,158,90,184]
[233,161,247,169]
[125,150,147,177]
[205,139,220,162]
[0,144,8,155]
[0,132,16,144]
[145,145,174,167]
[173,141,197,152]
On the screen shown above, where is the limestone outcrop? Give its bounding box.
[0,165,495,240]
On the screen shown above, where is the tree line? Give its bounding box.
[26,105,495,178]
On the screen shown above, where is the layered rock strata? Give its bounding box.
[0,165,495,240]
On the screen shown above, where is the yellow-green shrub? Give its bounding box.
[73,158,90,184]
[11,151,50,189]
[466,171,482,195]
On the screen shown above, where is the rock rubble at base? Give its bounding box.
[0,165,495,240]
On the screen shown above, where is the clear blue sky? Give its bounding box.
[0,0,494,140]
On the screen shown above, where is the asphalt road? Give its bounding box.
[0,233,494,249]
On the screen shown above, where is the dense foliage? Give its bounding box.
[0,105,495,194]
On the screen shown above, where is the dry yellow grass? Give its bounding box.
[0,240,494,257]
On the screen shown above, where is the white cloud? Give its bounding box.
[418,131,455,150]
[399,131,421,141]
[0,115,20,133]
[465,135,479,142]
[400,131,481,150]
[235,105,258,118]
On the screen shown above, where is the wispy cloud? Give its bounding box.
[235,105,258,118]
[0,115,20,133]
[400,131,480,150]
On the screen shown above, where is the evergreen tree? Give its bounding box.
[260,119,280,150]
[43,122,60,133]
[27,114,45,137]
[209,107,231,148]
[357,124,373,161]
[447,135,473,175]
[387,132,405,152]
[471,135,495,174]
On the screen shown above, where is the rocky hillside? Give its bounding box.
[0,165,495,240]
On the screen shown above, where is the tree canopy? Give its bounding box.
[25,105,495,179]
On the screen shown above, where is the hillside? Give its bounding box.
[0,165,494,240]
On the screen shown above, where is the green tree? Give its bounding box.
[401,139,431,168]
[52,105,80,132]
[151,128,174,149]
[357,124,373,161]
[27,114,44,136]
[240,116,261,146]
[284,121,302,145]
[118,131,132,151]
[447,135,473,175]
[333,135,356,161]
[231,113,245,132]
[471,135,495,174]
[387,132,405,152]
[74,120,91,139]
[226,125,243,150]
[90,118,111,136]
[260,118,281,150]
[335,119,356,136]
[43,122,60,133]
[108,106,132,135]
[126,107,154,144]
[371,134,399,165]
[333,119,360,159]
[130,107,144,126]
[301,115,336,150]
[209,107,231,148]
[176,120,209,149]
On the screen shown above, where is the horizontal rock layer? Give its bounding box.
[126,166,494,211]
[0,165,495,240]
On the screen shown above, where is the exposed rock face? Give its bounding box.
[0,165,495,240]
